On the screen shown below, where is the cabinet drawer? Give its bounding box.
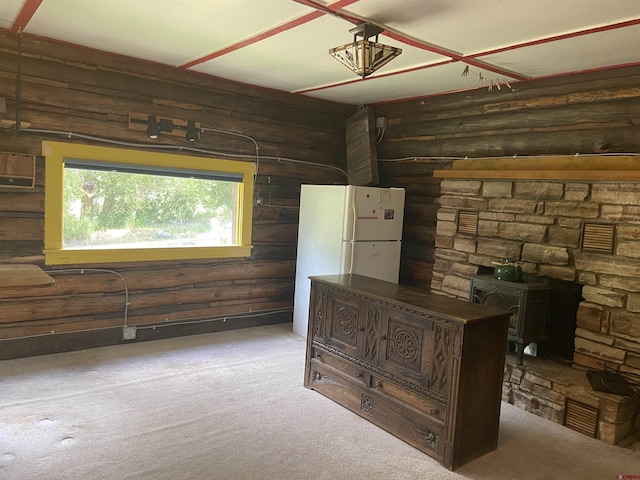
[361,388,445,461]
[308,359,363,410]
[374,396,446,461]
[308,361,445,462]
[310,347,368,386]
[369,374,446,425]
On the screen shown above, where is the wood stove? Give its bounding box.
[470,274,550,364]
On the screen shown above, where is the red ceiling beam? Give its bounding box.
[291,0,360,24]
[471,18,640,59]
[295,0,522,84]
[179,11,324,69]
[383,30,529,81]
[292,59,456,95]
[320,16,640,85]
[179,0,360,69]
[10,0,44,32]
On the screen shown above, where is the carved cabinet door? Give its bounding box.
[379,309,455,400]
[325,288,366,358]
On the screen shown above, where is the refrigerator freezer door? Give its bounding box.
[342,241,401,283]
[343,186,405,241]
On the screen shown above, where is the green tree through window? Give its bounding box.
[43,141,255,265]
[63,168,236,249]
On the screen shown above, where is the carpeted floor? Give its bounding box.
[1,323,638,480]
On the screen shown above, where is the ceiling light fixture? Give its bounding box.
[329,23,402,79]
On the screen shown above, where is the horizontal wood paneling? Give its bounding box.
[0,29,350,356]
[3,28,640,356]
[375,65,640,290]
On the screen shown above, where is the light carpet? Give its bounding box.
[1,323,638,479]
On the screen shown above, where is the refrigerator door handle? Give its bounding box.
[348,193,357,273]
[350,190,358,242]
[348,242,354,274]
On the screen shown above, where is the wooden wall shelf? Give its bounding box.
[0,265,54,289]
[433,155,640,181]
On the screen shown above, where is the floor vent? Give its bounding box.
[564,398,599,438]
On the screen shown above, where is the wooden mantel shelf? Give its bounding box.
[0,264,55,289]
[433,155,640,181]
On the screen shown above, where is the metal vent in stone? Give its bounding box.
[457,211,478,235]
[564,398,599,438]
[581,223,615,253]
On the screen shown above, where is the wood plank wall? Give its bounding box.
[0,31,353,358]
[2,27,639,358]
[374,66,640,290]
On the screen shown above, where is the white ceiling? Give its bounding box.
[2,0,639,105]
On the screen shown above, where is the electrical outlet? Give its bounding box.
[123,325,137,341]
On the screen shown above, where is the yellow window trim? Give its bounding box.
[43,141,255,265]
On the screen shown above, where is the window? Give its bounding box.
[43,141,255,265]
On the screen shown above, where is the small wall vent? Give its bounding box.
[581,223,615,254]
[457,211,478,235]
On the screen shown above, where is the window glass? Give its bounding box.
[43,141,254,264]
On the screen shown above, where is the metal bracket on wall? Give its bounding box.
[128,112,200,140]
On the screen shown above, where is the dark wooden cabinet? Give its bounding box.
[304,274,510,470]
[469,274,551,365]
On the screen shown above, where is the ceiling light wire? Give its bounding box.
[6,126,346,178]
[200,125,260,176]
[16,127,256,160]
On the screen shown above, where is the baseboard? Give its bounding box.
[0,312,292,360]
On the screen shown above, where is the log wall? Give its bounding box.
[374,66,640,290]
[2,26,640,359]
[0,31,353,358]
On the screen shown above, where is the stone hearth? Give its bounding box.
[503,352,637,445]
[431,156,640,445]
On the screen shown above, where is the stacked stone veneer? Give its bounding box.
[431,178,640,443]
[432,179,640,375]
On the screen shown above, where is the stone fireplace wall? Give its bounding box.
[431,173,640,376]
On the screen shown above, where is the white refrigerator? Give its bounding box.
[292,185,405,337]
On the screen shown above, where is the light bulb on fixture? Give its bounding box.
[146,115,161,139]
[185,120,199,142]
